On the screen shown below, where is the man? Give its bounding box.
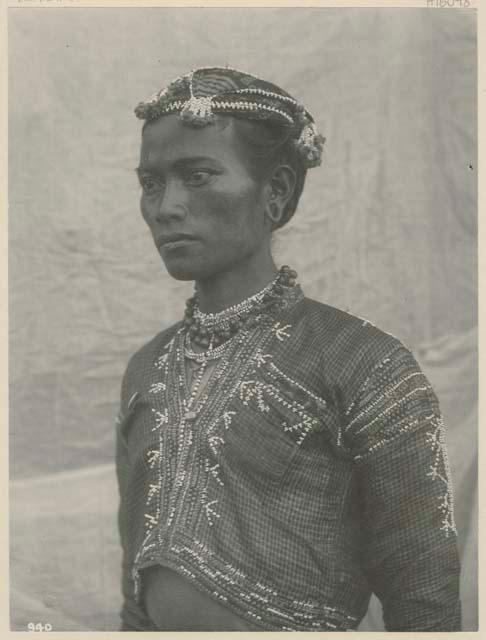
[116,66,461,631]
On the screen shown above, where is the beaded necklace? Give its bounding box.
[180,266,298,413]
[182,358,211,421]
[183,265,298,355]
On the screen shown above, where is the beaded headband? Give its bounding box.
[134,66,325,169]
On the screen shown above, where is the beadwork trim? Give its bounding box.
[266,361,328,408]
[354,412,457,537]
[352,413,435,461]
[213,100,294,123]
[148,381,166,394]
[344,343,405,418]
[238,377,321,445]
[272,322,292,342]
[426,416,457,536]
[353,384,434,438]
[232,87,299,105]
[344,370,429,434]
[137,97,295,124]
[135,66,325,168]
[344,344,458,539]
[135,537,360,631]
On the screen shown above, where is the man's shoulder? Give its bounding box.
[295,297,422,413]
[131,321,181,361]
[298,297,412,382]
[122,321,181,391]
[301,296,405,351]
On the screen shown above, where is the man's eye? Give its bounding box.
[140,177,163,195]
[185,171,212,186]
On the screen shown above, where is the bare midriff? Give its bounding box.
[141,564,262,631]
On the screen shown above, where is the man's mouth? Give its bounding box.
[156,233,197,249]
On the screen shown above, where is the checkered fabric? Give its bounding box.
[115,295,461,631]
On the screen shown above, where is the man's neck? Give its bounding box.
[195,255,278,314]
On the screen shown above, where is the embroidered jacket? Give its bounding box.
[115,292,461,631]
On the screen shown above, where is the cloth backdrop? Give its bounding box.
[8,7,477,632]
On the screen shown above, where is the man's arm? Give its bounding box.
[345,344,461,631]
[115,370,155,632]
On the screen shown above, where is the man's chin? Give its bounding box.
[161,257,202,282]
[166,269,196,282]
[159,251,228,282]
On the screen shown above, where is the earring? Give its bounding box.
[267,201,282,227]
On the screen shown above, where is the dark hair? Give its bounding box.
[228,116,307,230]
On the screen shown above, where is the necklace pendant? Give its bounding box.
[184,410,198,422]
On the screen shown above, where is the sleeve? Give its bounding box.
[344,344,461,631]
[115,366,155,632]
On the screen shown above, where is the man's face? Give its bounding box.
[137,115,270,281]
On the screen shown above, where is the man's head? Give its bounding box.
[135,67,324,281]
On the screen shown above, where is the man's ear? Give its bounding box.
[265,164,296,230]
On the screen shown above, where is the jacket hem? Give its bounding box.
[132,534,362,632]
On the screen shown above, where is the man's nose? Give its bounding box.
[155,179,187,223]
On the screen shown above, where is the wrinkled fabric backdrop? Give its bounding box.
[8,7,477,632]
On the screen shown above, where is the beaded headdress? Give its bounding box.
[134,66,325,169]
